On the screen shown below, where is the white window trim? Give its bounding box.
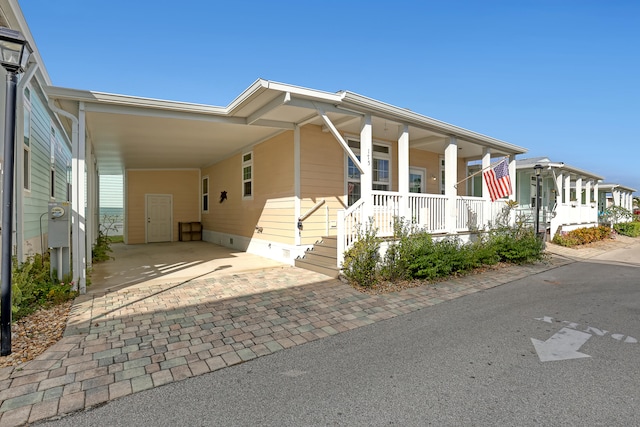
[202,175,209,213]
[344,138,392,205]
[242,151,253,200]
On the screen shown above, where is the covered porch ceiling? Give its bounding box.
[46,79,526,175]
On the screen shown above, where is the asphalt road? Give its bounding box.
[41,250,640,427]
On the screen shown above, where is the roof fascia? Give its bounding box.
[341,91,527,155]
[45,86,230,115]
[517,159,603,180]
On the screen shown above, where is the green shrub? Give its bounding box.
[342,212,546,288]
[342,220,381,287]
[407,237,481,280]
[5,253,78,320]
[380,219,432,281]
[92,229,114,262]
[489,231,544,264]
[614,221,640,237]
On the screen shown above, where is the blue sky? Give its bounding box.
[20,0,640,195]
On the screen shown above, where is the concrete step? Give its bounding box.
[308,244,336,257]
[314,236,337,249]
[294,258,339,278]
[301,250,337,267]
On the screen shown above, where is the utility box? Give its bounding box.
[48,202,71,281]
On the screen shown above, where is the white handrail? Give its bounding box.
[299,199,325,221]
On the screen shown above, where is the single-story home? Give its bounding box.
[514,157,603,238]
[3,0,532,290]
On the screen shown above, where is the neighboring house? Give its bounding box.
[0,1,73,267]
[597,183,637,223]
[515,157,603,238]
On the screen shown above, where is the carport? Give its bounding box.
[45,79,347,293]
[88,241,287,295]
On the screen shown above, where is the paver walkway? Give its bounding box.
[1,242,628,426]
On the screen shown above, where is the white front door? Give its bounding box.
[146,194,172,243]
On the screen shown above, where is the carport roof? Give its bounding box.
[46,79,527,175]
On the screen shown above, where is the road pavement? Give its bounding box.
[39,245,640,426]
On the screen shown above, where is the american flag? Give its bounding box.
[483,159,512,202]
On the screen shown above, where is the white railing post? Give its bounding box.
[337,210,345,268]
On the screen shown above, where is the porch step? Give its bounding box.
[294,236,339,278]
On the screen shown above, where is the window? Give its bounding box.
[346,139,391,206]
[50,127,56,164]
[242,152,253,198]
[202,176,209,212]
[409,167,425,193]
[23,148,30,191]
[50,168,56,198]
[23,87,31,191]
[439,156,445,195]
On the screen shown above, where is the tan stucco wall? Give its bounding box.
[201,131,296,244]
[126,169,200,244]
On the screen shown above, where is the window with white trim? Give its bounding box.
[50,168,56,198]
[202,176,209,212]
[50,126,56,198]
[242,152,253,198]
[439,156,445,195]
[346,139,391,206]
[23,87,31,191]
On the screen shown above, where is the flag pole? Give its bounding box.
[454,156,509,188]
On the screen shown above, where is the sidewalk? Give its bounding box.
[0,242,619,425]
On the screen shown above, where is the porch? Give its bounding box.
[335,191,511,266]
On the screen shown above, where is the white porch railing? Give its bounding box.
[456,196,485,231]
[337,192,508,267]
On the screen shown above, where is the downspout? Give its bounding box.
[47,98,82,293]
[15,62,39,263]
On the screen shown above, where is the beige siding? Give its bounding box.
[408,149,442,194]
[202,132,296,244]
[299,125,348,244]
[126,170,200,244]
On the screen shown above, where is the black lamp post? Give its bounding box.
[533,164,543,240]
[0,27,31,356]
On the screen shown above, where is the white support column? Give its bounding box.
[576,177,583,205]
[397,125,409,221]
[613,189,621,206]
[360,115,373,221]
[508,155,516,202]
[294,125,301,246]
[444,136,458,233]
[77,103,87,294]
[564,175,571,206]
[585,180,592,205]
[556,172,563,204]
[594,182,599,210]
[625,192,631,210]
[86,144,94,270]
[481,148,491,226]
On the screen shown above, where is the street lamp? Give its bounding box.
[0,27,31,356]
[533,164,543,240]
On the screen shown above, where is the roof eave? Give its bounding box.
[341,91,527,155]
